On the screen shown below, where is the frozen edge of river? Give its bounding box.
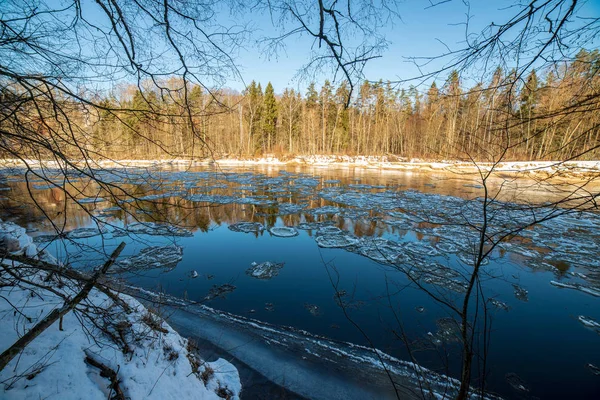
[123,285,503,400]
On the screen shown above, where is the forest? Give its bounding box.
[11,49,596,162]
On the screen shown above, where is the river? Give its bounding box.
[1,163,599,399]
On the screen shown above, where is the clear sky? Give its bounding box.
[230,0,600,94]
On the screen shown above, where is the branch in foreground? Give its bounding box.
[0,242,126,372]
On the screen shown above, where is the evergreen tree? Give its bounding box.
[520,69,539,117]
[305,82,318,108]
[263,82,277,152]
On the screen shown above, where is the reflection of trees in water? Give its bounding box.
[3,167,595,242]
[1,170,400,237]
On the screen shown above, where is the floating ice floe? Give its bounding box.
[308,206,342,215]
[404,241,440,257]
[277,203,307,215]
[316,226,343,235]
[77,197,106,204]
[205,283,236,300]
[112,245,183,273]
[96,205,121,215]
[316,234,360,248]
[228,221,265,234]
[588,363,600,375]
[506,373,530,393]
[246,261,284,279]
[358,238,404,263]
[457,252,490,267]
[294,178,320,187]
[304,303,321,316]
[190,270,199,278]
[411,264,468,293]
[66,227,106,239]
[435,241,459,253]
[512,284,529,302]
[578,316,600,330]
[550,280,600,297]
[489,298,510,311]
[269,226,299,237]
[33,234,62,244]
[426,317,461,345]
[114,222,193,237]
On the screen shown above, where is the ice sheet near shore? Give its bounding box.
[127,285,503,400]
[2,156,600,177]
[0,221,241,400]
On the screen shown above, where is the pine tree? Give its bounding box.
[520,69,539,118]
[263,82,277,152]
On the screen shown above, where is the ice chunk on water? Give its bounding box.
[315,234,360,248]
[112,245,183,273]
[425,317,461,345]
[277,203,307,215]
[588,363,600,375]
[512,284,529,302]
[205,283,236,300]
[269,226,299,237]
[358,238,404,264]
[457,252,490,267]
[435,241,459,253]
[187,194,235,204]
[404,241,440,257]
[114,222,193,237]
[66,227,106,239]
[228,222,264,234]
[505,372,530,393]
[77,197,106,204]
[304,303,321,316]
[308,206,342,215]
[578,316,600,330]
[294,178,320,187]
[316,226,343,236]
[550,280,600,297]
[246,261,284,279]
[489,298,510,311]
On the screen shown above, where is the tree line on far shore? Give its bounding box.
[5,49,599,162]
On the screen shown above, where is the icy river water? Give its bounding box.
[1,164,599,399]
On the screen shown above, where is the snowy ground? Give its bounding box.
[2,156,600,179]
[0,221,241,400]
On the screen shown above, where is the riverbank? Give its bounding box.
[0,221,241,400]
[2,155,600,180]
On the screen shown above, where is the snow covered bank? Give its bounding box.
[3,155,600,179]
[0,221,241,400]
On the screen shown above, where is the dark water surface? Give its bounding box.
[1,164,599,399]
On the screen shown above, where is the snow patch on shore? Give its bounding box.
[3,156,600,177]
[0,221,241,400]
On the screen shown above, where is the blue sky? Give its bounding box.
[231,0,600,93]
